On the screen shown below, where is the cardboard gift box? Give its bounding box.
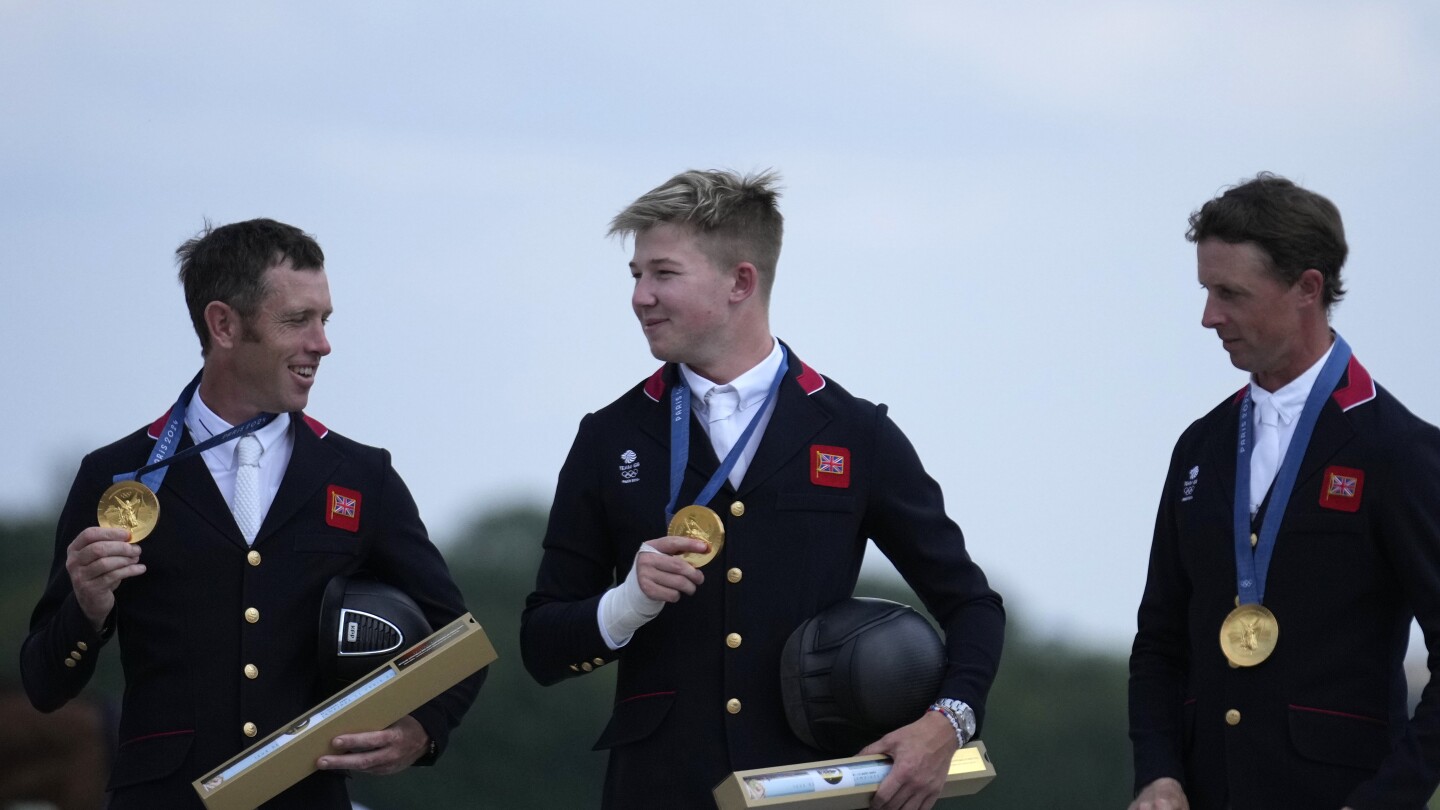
[193,613,495,810]
[713,741,994,809]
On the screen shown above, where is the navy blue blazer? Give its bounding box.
[21,410,482,810]
[1130,356,1440,809]
[521,344,1004,809]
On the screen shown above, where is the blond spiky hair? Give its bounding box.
[610,169,784,299]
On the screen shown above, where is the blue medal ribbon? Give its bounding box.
[114,371,277,492]
[1232,334,1352,606]
[665,346,789,522]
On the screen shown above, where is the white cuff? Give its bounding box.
[597,545,666,649]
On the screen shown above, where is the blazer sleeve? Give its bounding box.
[20,453,116,712]
[1346,420,1440,808]
[1128,443,1193,793]
[520,413,619,686]
[862,405,1006,732]
[369,452,485,763]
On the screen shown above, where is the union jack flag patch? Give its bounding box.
[326,484,362,531]
[1318,466,1363,513]
[810,445,851,489]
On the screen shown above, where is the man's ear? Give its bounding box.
[1295,268,1325,308]
[204,301,242,350]
[730,262,760,304]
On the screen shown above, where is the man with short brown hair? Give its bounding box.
[1129,174,1440,809]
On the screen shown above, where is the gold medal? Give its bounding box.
[667,504,725,568]
[97,480,160,543]
[1219,603,1279,667]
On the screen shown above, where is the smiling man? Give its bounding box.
[1129,175,1440,809]
[20,219,482,809]
[521,170,1004,809]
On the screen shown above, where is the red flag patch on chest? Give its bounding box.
[326,485,362,531]
[1318,466,1364,513]
[810,445,851,489]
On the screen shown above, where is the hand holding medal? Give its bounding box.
[98,480,160,543]
[661,346,788,574]
[667,505,725,568]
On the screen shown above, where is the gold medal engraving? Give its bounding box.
[1220,603,1278,666]
[667,504,725,568]
[97,480,160,543]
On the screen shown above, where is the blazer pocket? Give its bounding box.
[293,534,362,555]
[592,692,675,751]
[776,492,856,513]
[1288,704,1389,770]
[108,730,194,790]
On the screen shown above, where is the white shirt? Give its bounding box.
[680,338,784,489]
[1248,343,1335,515]
[184,392,294,527]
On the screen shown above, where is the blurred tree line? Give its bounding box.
[2,504,1137,809]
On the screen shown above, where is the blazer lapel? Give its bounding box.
[161,431,248,547]
[736,361,830,497]
[1293,397,1356,500]
[1212,396,1241,514]
[255,414,341,546]
[637,363,724,477]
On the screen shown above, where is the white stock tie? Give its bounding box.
[235,434,263,545]
[705,386,742,459]
[1251,399,1281,516]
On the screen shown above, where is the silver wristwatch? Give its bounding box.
[931,698,977,746]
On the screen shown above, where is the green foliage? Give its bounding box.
[1,516,126,699]
[850,580,1133,808]
[0,517,54,684]
[349,503,616,809]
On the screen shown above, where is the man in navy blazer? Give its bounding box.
[21,219,482,809]
[1129,175,1440,809]
[521,170,1004,809]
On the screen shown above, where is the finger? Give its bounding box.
[637,555,705,585]
[869,777,899,810]
[652,567,705,593]
[76,526,134,545]
[637,551,701,575]
[638,576,692,603]
[317,749,386,772]
[645,535,712,556]
[70,540,141,570]
[76,557,147,588]
[858,738,889,756]
[331,730,391,752]
[68,527,134,554]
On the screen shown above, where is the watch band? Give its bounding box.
[928,698,976,747]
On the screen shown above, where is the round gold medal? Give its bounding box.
[667,504,725,568]
[1219,603,1279,667]
[97,480,160,543]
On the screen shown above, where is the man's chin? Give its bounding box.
[644,339,680,364]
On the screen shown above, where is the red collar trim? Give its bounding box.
[641,361,826,402]
[795,361,825,395]
[1228,356,1377,413]
[146,410,327,439]
[643,367,666,402]
[1331,355,1376,412]
[301,414,329,438]
[146,409,173,439]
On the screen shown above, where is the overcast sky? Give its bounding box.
[4,1,1439,649]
